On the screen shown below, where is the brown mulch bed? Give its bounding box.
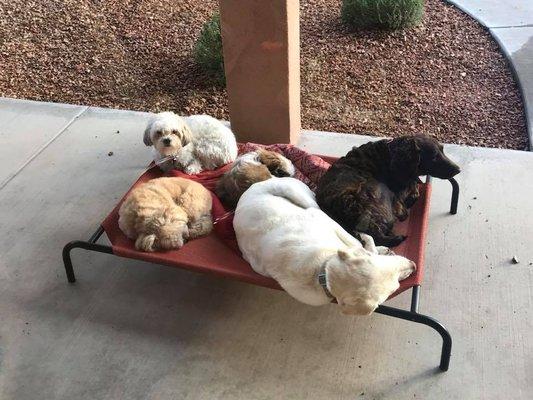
[0,0,527,149]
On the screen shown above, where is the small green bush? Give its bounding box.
[194,13,225,84]
[342,0,424,30]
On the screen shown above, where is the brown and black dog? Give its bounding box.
[316,135,460,247]
[216,149,295,208]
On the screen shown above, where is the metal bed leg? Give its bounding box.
[63,227,453,371]
[88,226,105,243]
[410,285,420,313]
[62,226,113,283]
[449,178,459,215]
[375,304,452,371]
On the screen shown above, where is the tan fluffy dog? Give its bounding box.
[119,177,213,252]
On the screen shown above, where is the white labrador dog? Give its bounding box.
[233,178,416,315]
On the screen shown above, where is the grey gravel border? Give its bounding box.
[445,0,532,150]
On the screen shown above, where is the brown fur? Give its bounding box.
[118,177,212,252]
[257,149,291,177]
[216,150,295,208]
[316,135,460,247]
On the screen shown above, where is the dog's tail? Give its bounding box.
[260,178,318,209]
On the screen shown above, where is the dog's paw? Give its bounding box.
[393,202,409,221]
[158,222,189,250]
[397,209,409,222]
[172,158,184,170]
[135,234,157,252]
[399,261,416,280]
[358,233,378,253]
[159,234,186,250]
[182,226,190,240]
[376,246,395,256]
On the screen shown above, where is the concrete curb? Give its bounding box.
[487,29,532,150]
[445,0,532,150]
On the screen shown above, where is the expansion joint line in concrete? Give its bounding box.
[0,105,90,191]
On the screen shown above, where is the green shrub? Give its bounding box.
[194,13,225,84]
[342,0,424,30]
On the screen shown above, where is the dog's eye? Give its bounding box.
[171,129,178,135]
[155,130,162,136]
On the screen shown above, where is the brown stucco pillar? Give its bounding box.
[219,0,300,144]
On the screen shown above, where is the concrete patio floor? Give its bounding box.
[0,98,532,399]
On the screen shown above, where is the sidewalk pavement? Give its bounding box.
[0,98,532,399]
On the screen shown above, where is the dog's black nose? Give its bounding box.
[162,138,171,146]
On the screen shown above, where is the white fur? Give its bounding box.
[233,178,416,315]
[144,112,238,174]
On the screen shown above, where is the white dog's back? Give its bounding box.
[234,178,354,277]
[184,115,238,169]
[234,178,416,312]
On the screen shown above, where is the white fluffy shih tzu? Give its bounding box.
[143,112,238,174]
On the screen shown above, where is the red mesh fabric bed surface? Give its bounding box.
[102,152,431,299]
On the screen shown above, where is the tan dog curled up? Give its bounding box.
[119,177,213,252]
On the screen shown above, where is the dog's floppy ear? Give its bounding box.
[257,150,289,177]
[337,295,377,315]
[179,123,193,146]
[143,120,153,146]
[338,248,369,261]
[389,137,420,183]
[338,249,352,261]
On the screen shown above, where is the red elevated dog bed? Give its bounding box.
[63,144,459,371]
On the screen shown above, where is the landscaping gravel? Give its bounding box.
[0,0,527,149]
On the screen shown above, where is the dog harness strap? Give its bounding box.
[317,262,334,300]
[145,155,178,172]
[155,155,178,166]
[213,211,234,225]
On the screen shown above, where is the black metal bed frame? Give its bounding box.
[62,177,460,372]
